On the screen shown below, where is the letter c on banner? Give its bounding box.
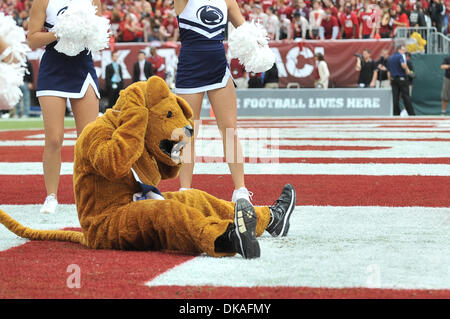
[285,46,314,78]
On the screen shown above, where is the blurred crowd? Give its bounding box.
[1,0,448,42]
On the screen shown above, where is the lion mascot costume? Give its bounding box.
[0,76,296,259]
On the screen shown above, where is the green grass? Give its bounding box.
[0,117,76,130]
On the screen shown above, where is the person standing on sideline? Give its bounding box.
[174,0,253,203]
[104,51,123,109]
[13,58,34,118]
[375,49,390,88]
[405,52,415,96]
[147,46,166,80]
[440,55,450,116]
[263,63,279,88]
[355,49,376,88]
[314,52,329,89]
[28,0,102,214]
[132,51,153,83]
[387,44,416,116]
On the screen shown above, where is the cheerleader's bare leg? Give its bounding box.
[69,85,99,137]
[39,95,67,203]
[207,78,246,192]
[177,92,204,189]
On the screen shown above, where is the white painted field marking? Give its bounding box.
[147,206,450,290]
[0,204,80,251]
[1,162,449,176]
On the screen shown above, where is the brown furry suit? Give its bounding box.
[0,76,270,257]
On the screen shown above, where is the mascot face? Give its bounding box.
[116,76,194,166]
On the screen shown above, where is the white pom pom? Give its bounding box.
[0,13,30,109]
[53,0,111,56]
[228,21,275,73]
[0,12,30,65]
[84,14,111,53]
[0,62,26,109]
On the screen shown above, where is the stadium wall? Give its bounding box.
[410,54,447,115]
[27,40,394,90]
[200,88,393,117]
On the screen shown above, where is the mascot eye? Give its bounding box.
[166,111,173,118]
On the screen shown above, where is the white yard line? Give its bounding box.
[0,162,449,176]
[147,206,450,290]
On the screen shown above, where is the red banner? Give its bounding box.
[28,39,394,91]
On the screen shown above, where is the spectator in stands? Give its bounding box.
[323,0,338,18]
[132,51,153,83]
[279,14,292,39]
[359,0,376,39]
[295,0,311,24]
[264,6,280,40]
[355,49,377,88]
[159,12,179,42]
[377,8,392,38]
[151,9,164,41]
[110,9,122,41]
[263,63,279,88]
[314,53,330,89]
[319,7,340,39]
[391,5,410,36]
[261,0,277,13]
[409,2,428,27]
[148,46,166,80]
[278,0,295,20]
[309,0,325,39]
[105,51,124,109]
[120,12,138,42]
[241,3,253,21]
[230,58,248,89]
[444,0,450,34]
[375,48,390,88]
[430,0,445,32]
[250,4,268,25]
[340,1,359,39]
[440,55,450,116]
[292,12,309,39]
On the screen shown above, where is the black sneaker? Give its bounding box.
[231,198,260,259]
[266,184,296,237]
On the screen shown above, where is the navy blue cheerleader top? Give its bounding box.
[177,0,228,51]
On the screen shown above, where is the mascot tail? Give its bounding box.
[0,209,87,246]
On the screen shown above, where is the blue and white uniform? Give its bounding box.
[175,0,231,94]
[36,0,100,99]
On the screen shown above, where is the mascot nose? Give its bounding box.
[184,125,194,137]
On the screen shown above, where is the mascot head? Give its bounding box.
[113,76,194,166]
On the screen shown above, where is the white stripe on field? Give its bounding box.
[195,139,450,158]
[0,140,76,146]
[1,129,450,146]
[2,139,450,158]
[0,204,80,251]
[147,206,450,290]
[197,127,450,139]
[0,162,449,176]
[26,132,77,139]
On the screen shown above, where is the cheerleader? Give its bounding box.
[28,0,102,213]
[0,13,30,113]
[174,0,253,203]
